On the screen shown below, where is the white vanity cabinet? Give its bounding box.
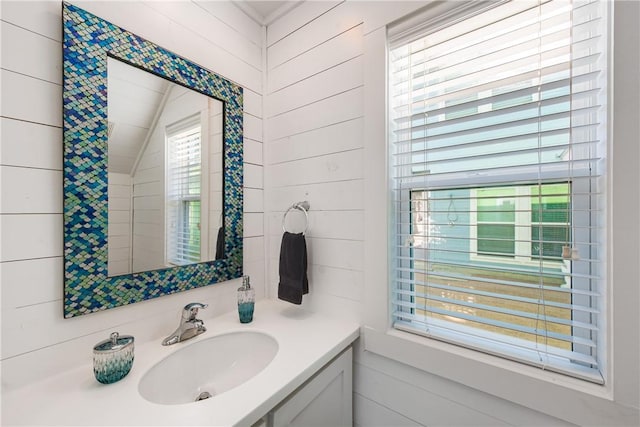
[254,347,353,427]
[2,301,359,427]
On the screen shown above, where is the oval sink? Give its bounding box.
[138,331,278,405]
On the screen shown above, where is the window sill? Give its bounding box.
[362,326,635,426]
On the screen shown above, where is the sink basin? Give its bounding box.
[138,331,278,405]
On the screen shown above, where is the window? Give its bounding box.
[389,0,606,383]
[468,183,571,262]
[166,117,202,266]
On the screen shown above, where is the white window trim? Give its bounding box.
[362,1,639,425]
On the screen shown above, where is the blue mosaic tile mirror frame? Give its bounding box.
[62,3,243,318]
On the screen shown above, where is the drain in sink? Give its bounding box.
[195,391,212,401]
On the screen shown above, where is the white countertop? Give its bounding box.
[2,300,360,426]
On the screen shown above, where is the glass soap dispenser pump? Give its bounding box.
[238,275,255,323]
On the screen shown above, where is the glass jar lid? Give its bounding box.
[93,332,134,353]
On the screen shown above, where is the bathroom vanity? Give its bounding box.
[256,346,353,427]
[2,300,360,426]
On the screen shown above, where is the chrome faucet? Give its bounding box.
[162,302,208,346]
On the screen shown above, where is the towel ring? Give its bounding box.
[282,201,310,235]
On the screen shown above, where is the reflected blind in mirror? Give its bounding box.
[388,0,607,383]
[166,117,202,265]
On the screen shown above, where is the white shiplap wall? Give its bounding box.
[131,93,165,273]
[265,1,364,324]
[264,2,570,426]
[107,172,132,275]
[0,0,265,388]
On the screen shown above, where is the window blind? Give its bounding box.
[166,117,202,265]
[389,0,606,383]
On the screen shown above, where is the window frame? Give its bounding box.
[387,0,605,378]
[360,0,640,423]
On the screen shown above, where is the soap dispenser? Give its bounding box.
[237,275,255,323]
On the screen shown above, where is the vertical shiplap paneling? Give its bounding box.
[0,1,264,385]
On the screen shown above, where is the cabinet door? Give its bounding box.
[251,416,268,427]
[271,347,352,427]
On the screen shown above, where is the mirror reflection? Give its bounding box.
[107,58,224,276]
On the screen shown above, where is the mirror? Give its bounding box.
[107,58,224,276]
[62,3,243,318]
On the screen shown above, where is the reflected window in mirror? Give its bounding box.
[166,116,203,267]
[106,57,224,277]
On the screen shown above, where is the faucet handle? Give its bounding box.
[182,302,208,321]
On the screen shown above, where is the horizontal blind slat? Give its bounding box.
[392,299,597,346]
[392,283,598,315]
[393,270,601,298]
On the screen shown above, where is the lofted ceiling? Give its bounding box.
[107,58,170,175]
